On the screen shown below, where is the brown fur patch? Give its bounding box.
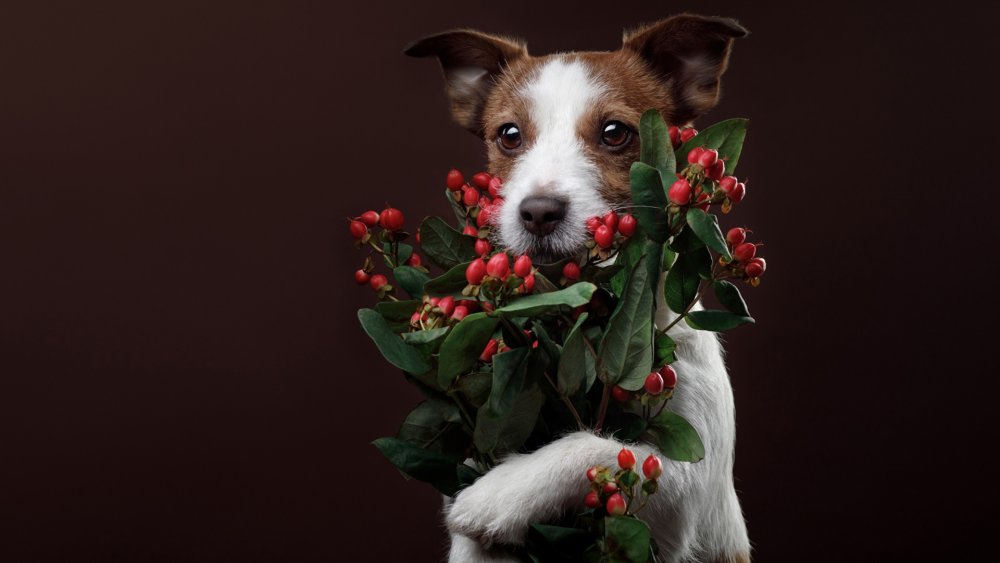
[714,552,751,563]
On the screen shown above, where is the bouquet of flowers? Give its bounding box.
[347,110,765,561]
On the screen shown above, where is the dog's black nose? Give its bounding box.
[519,196,567,236]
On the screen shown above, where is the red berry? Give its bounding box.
[707,159,725,181]
[407,253,421,267]
[521,274,536,294]
[719,176,738,195]
[474,238,492,257]
[429,297,440,306]
[642,455,663,480]
[562,262,580,281]
[457,299,478,310]
[369,274,388,291]
[733,242,756,264]
[477,204,493,227]
[594,225,614,249]
[745,257,766,278]
[437,296,455,317]
[729,182,746,203]
[585,216,603,233]
[586,466,599,482]
[415,229,421,244]
[463,224,478,237]
[680,127,698,142]
[379,207,404,231]
[644,371,665,395]
[697,148,719,168]
[617,448,636,470]
[611,385,631,403]
[466,259,487,285]
[695,192,710,211]
[451,305,469,321]
[602,481,619,494]
[726,227,746,246]
[659,365,677,389]
[462,187,479,207]
[486,253,510,279]
[488,176,503,198]
[480,338,499,362]
[481,302,494,313]
[668,179,692,205]
[668,125,681,149]
[618,214,637,237]
[410,311,421,326]
[603,210,619,232]
[349,220,367,239]
[514,255,533,278]
[446,168,465,191]
[584,490,601,509]
[354,269,370,285]
[359,210,379,227]
[687,146,705,165]
[472,172,491,190]
[606,493,627,516]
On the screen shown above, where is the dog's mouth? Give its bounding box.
[519,232,584,265]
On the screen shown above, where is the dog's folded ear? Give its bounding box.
[623,14,748,125]
[405,30,528,135]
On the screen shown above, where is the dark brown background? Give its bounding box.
[2,1,998,561]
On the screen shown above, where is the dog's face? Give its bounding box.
[407,15,746,262]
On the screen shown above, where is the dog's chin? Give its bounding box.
[515,232,584,266]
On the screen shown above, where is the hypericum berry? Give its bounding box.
[486,253,509,278]
[359,210,379,227]
[379,207,404,231]
[585,216,603,233]
[410,311,421,326]
[697,148,719,168]
[521,274,536,294]
[659,365,677,389]
[407,253,422,267]
[451,305,469,321]
[480,338,499,362]
[476,204,493,227]
[618,214,637,237]
[642,455,663,480]
[437,296,455,317]
[462,187,479,207]
[726,227,746,246]
[463,224,479,237]
[472,172,491,190]
[354,269,370,285]
[606,493,627,516]
[729,182,746,203]
[369,274,388,291]
[586,466,600,482]
[707,159,725,181]
[584,490,601,509]
[466,259,487,285]
[644,371,665,395]
[474,238,492,257]
[611,385,631,403]
[668,179,692,205]
[446,168,465,190]
[514,255,533,278]
[719,176,738,196]
[745,257,766,278]
[680,127,698,142]
[618,448,637,470]
[563,262,581,281]
[733,242,757,264]
[488,176,503,198]
[687,146,705,165]
[349,220,367,239]
[695,192,711,211]
[594,225,614,249]
[668,125,682,149]
[603,210,619,232]
[602,481,619,494]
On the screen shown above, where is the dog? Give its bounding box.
[406,14,750,563]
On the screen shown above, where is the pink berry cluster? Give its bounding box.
[584,210,638,255]
[447,168,505,257]
[724,227,767,286]
[349,205,424,298]
[583,448,664,516]
[464,252,537,299]
[668,125,698,149]
[611,365,678,404]
[666,130,748,215]
[409,295,485,330]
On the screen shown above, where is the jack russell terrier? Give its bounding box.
[406,13,750,563]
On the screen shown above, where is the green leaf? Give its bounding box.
[474,385,546,455]
[495,282,597,317]
[599,256,654,391]
[419,216,476,269]
[643,240,663,299]
[424,260,473,296]
[487,347,532,415]
[663,251,704,314]
[397,398,467,459]
[451,371,492,409]
[357,309,431,374]
[645,410,705,462]
[382,242,413,269]
[444,188,468,225]
[393,265,429,298]
[610,235,644,296]
[654,332,676,366]
[557,313,595,395]
[374,299,420,333]
[371,437,464,496]
[685,310,754,331]
[713,280,751,317]
[604,411,647,442]
[639,109,675,180]
[604,516,652,563]
[674,118,748,176]
[437,312,500,388]
[526,524,594,563]
[629,163,670,243]
[685,208,732,260]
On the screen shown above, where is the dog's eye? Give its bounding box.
[601,121,632,148]
[498,124,522,150]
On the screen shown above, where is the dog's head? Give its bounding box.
[407,14,746,262]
